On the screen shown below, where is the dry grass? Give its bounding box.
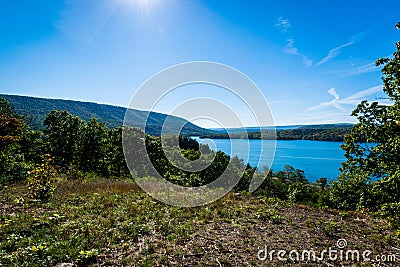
[1,179,399,266]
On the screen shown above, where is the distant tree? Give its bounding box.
[0,97,14,115]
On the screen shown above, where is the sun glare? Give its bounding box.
[126,0,159,9]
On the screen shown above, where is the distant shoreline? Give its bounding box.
[198,125,353,142]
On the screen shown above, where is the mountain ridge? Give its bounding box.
[1,94,354,138]
[0,94,216,136]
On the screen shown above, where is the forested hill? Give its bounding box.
[0,94,216,136]
[201,124,354,141]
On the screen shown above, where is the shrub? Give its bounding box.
[287,181,315,204]
[26,155,58,202]
[0,151,32,184]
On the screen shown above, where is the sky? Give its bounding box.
[0,0,399,127]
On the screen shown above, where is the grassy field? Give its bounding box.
[1,178,399,266]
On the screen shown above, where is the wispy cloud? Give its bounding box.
[275,17,291,32]
[284,39,298,54]
[284,39,312,67]
[314,31,369,67]
[346,61,381,76]
[307,85,384,111]
[315,40,355,66]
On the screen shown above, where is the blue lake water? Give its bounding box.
[193,138,345,182]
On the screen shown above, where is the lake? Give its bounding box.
[192,138,345,182]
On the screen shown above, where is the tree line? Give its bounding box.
[199,126,352,141]
[0,102,256,193]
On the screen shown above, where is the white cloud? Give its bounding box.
[345,59,385,76]
[275,17,291,32]
[302,57,313,67]
[316,40,355,66]
[307,85,384,111]
[284,39,313,67]
[347,61,378,75]
[284,39,298,54]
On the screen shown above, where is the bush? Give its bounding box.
[327,174,371,210]
[375,202,400,229]
[287,181,315,204]
[0,151,32,184]
[26,155,58,202]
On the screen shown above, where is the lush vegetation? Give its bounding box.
[0,94,216,136]
[1,24,399,267]
[0,101,256,193]
[200,125,352,141]
[332,24,400,224]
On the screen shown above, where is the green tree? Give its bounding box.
[340,23,400,211]
[104,127,131,177]
[0,98,24,149]
[79,118,107,174]
[316,177,327,190]
[287,182,315,204]
[276,165,307,183]
[0,97,32,183]
[43,110,84,168]
[0,97,13,116]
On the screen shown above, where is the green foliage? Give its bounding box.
[338,27,400,214]
[43,110,85,168]
[256,209,282,224]
[320,221,339,237]
[255,171,288,200]
[276,165,308,183]
[368,171,400,208]
[26,155,58,202]
[79,118,108,173]
[0,97,24,148]
[0,94,217,136]
[325,174,371,210]
[145,134,249,189]
[200,124,353,141]
[0,97,33,184]
[375,202,400,229]
[0,97,14,115]
[275,126,352,141]
[0,151,32,184]
[315,177,327,190]
[76,249,98,265]
[287,181,315,204]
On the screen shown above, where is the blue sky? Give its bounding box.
[0,0,399,127]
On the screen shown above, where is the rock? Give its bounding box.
[55,263,75,267]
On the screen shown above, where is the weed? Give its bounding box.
[320,221,339,237]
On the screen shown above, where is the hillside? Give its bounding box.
[201,124,354,141]
[0,94,216,136]
[1,180,399,266]
[212,123,354,134]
